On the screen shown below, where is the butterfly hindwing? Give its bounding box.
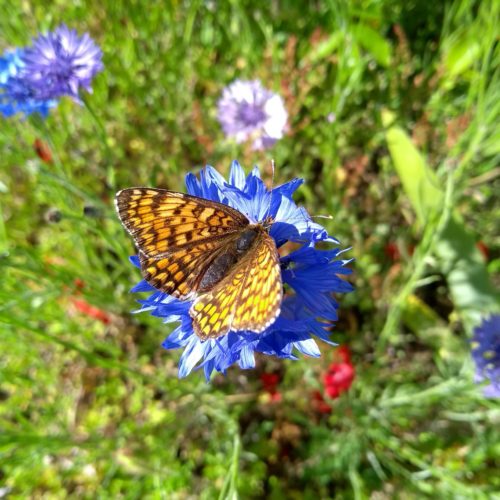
[189,230,282,340]
[138,236,238,298]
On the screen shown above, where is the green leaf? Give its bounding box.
[401,294,444,333]
[401,295,463,358]
[353,24,392,67]
[383,111,500,325]
[382,110,443,224]
[435,215,500,323]
[309,31,343,63]
[443,34,481,78]
[0,200,8,257]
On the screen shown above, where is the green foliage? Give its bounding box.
[1,0,499,498]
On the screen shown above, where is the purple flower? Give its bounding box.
[471,314,500,398]
[0,49,57,118]
[126,161,353,380]
[20,24,103,102]
[217,80,288,150]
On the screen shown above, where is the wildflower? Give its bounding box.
[21,24,103,102]
[327,112,336,123]
[323,346,355,399]
[217,80,287,150]
[260,372,282,403]
[128,161,353,380]
[476,241,489,261]
[33,138,53,163]
[71,297,111,325]
[384,242,400,262]
[471,314,500,398]
[0,49,57,118]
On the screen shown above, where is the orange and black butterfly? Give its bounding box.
[115,188,282,341]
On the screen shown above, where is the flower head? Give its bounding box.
[322,346,355,399]
[0,49,57,118]
[20,24,103,102]
[471,314,500,398]
[33,138,53,163]
[217,80,287,150]
[260,372,282,403]
[129,161,353,380]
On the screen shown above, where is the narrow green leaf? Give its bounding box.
[443,34,481,78]
[309,31,343,62]
[0,200,8,257]
[401,294,444,333]
[401,295,463,357]
[435,215,500,322]
[353,24,392,67]
[383,111,500,325]
[382,110,443,224]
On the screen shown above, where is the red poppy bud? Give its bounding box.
[33,138,53,164]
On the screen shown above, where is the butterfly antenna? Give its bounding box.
[311,214,334,220]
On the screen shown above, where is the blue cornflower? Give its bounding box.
[471,314,500,398]
[0,49,57,118]
[129,161,353,380]
[20,24,103,102]
[217,80,288,150]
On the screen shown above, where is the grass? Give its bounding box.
[1,0,499,498]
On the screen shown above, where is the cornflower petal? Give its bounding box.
[0,49,57,118]
[471,314,500,398]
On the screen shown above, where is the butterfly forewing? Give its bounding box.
[116,188,249,298]
[115,188,249,257]
[190,230,282,340]
[116,187,283,339]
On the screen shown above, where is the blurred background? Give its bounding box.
[1,0,499,498]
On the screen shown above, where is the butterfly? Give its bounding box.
[115,188,283,341]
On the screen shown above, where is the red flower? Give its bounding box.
[337,345,351,363]
[260,372,282,403]
[73,278,85,291]
[33,138,53,164]
[322,346,355,399]
[261,372,279,390]
[476,241,489,261]
[384,242,400,262]
[71,298,111,324]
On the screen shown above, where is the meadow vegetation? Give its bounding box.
[1,0,499,497]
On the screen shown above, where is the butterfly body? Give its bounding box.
[197,226,259,292]
[116,188,282,340]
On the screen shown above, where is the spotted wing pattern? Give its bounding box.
[115,188,249,298]
[190,231,282,340]
[138,237,238,297]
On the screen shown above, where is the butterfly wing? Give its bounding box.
[138,237,239,297]
[116,188,249,298]
[190,230,282,340]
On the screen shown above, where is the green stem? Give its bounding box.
[82,94,116,191]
